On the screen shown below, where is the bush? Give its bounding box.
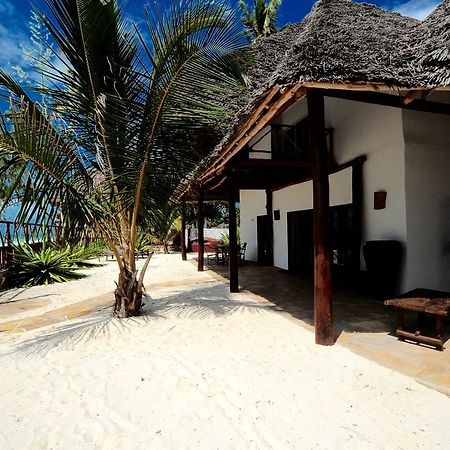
[8,242,99,287]
[220,229,240,245]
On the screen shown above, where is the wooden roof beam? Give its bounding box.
[318,88,450,115]
[198,84,306,183]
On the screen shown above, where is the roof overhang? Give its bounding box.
[177,82,450,202]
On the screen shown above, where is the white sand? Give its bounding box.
[0,254,213,323]
[0,254,449,449]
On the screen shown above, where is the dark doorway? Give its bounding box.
[329,204,354,280]
[257,215,272,265]
[287,204,355,281]
[287,210,314,276]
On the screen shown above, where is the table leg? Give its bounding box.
[435,316,443,341]
[397,309,405,340]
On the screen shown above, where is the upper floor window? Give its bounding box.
[271,117,311,161]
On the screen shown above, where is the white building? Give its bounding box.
[178,0,450,344]
[240,95,450,293]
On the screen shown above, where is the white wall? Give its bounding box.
[240,96,450,292]
[268,98,407,275]
[324,98,407,245]
[403,109,450,291]
[239,190,267,262]
[272,168,353,269]
[248,126,271,159]
[278,98,308,125]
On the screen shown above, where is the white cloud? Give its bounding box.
[0,0,15,16]
[0,1,29,74]
[389,0,441,20]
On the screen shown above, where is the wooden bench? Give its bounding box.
[385,289,450,350]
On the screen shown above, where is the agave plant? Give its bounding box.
[220,229,241,246]
[65,243,102,267]
[0,0,246,317]
[10,243,84,287]
[135,229,153,254]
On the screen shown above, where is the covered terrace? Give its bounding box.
[175,0,450,346]
[202,259,450,395]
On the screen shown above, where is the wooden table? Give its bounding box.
[385,289,450,350]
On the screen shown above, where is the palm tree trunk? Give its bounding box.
[113,264,144,318]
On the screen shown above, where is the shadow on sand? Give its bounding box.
[10,283,273,356]
[206,262,401,341]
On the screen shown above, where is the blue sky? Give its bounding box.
[0,0,442,77]
[0,0,443,220]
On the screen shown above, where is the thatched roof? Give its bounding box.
[269,0,420,88]
[175,0,449,199]
[413,0,450,87]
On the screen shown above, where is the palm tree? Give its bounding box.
[0,0,246,317]
[144,201,181,254]
[238,0,282,42]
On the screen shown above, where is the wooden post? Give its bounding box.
[351,163,363,283]
[181,201,187,261]
[307,89,334,346]
[228,184,239,293]
[197,191,204,271]
[265,189,274,266]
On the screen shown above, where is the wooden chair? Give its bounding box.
[207,244,228,265]
[239,242,247,264]
[223,242,247,265]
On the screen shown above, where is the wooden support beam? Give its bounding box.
[351,163,363,283]
[319,88,450,116]
[181,201,187,261]
[265,189,274,266]
[199,84,305,184]
[197,191,204,271]
[308,89,334,346]
[235,159,314,170]
[5,223,11,267]
[228,184,239,293]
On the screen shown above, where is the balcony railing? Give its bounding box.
[247,117,333,162]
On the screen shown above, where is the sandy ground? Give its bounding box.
[0,254,449,449]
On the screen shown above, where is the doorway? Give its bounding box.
[257,215,272,265]
[287,210,314,276]
[287,204,355,280]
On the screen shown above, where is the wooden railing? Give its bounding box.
[247,120,311,161]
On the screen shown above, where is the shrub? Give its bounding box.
[9,242,99,287]
[220,229,240,245]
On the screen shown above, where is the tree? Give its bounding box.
[238,0,282,42]
[0,0,246,317]
[144,201,181,254]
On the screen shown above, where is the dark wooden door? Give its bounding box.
[287,210,314,276]
[329,204,354,280]
[287,205,355,280]
[257,215,271,265]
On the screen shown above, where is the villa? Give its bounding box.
[176,0,450,345]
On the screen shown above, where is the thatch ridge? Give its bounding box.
[413,0,450,87]
[270,0,420,88]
